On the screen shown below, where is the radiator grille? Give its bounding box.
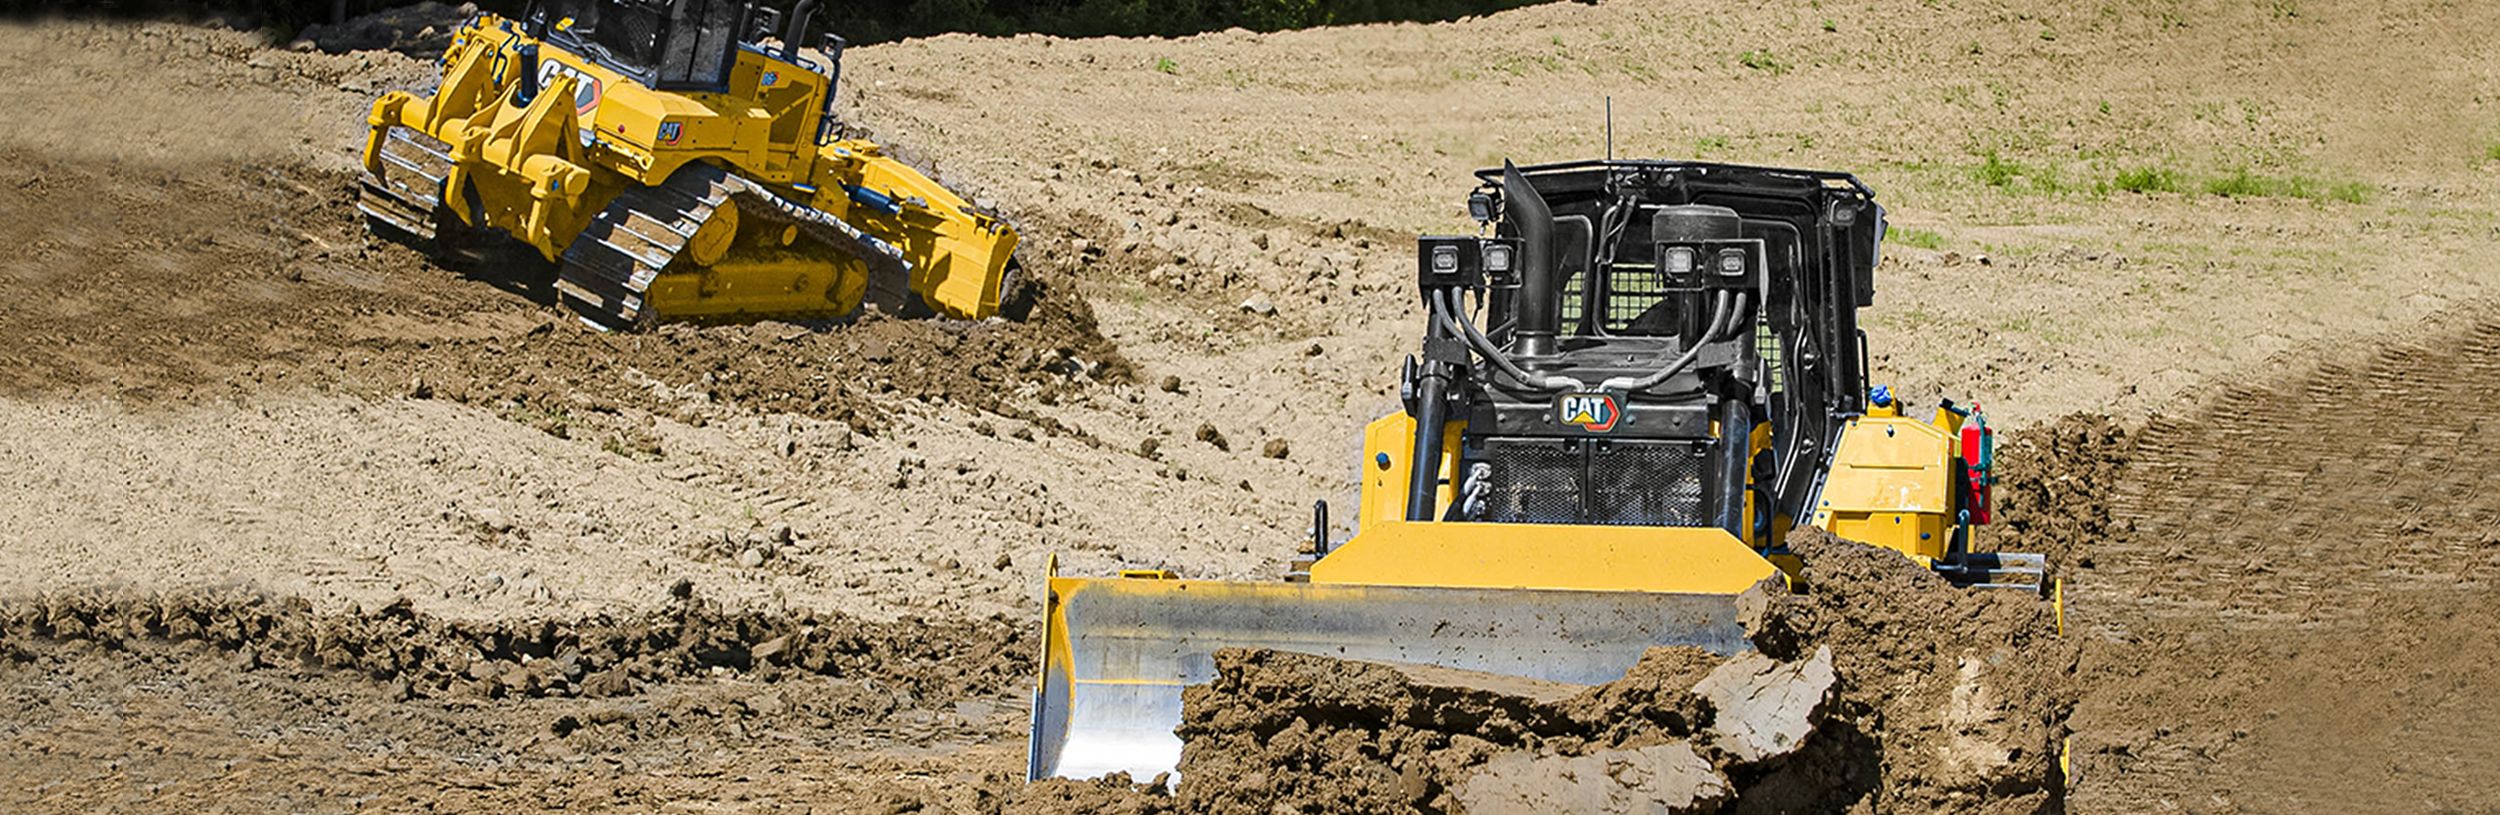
[1470,437,1711,527]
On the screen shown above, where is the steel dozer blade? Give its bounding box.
[1029,575,1757,782]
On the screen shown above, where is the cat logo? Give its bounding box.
[1556,393,1621,433]
[534,59,604,115]
[658,121,683,145]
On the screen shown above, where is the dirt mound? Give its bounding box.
[295,1,472,56]
[1745,527,2075,815]
[1016,643,1847,814]
[0,586,1028,702]
[307,273,1128,435]
[1989,415,2134,573]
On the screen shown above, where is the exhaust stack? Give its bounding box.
[1502,161,1560,358]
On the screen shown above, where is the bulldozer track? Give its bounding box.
[556,164,737,330]
[356,127,454,243]
[556,166,917,330]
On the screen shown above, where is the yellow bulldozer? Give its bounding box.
[1028,159,2046,780]
[359,0,1019,328]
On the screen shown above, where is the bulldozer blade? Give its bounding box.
[1028,574,1756,782]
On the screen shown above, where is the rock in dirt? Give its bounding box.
[1694,646,1834,764]
[1457,742,1732,815]
[1259,438,1289,459]
[1192,423,1229,451]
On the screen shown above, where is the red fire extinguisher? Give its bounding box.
[1961,406,1995,526]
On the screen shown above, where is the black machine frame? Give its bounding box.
[1404,159,1884,542]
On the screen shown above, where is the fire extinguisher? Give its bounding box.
[1961,406,1995,526]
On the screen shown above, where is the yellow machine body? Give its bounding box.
[1811,401,1968,564]
[357,13,1016,326]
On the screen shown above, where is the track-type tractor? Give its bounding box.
[359,0,1018,328]
[1029,159,2044,780]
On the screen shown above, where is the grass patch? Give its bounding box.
[1738,50,1788,74]
[2202,167,2270,198]
[1971,151,2065,193]
[2107,167,2182,194]
[1154,57,1178,75]
[1891,228,1946,250]
[2483,142,2500,163]
[2202,168,2371,203]
[2091,165,2365,203]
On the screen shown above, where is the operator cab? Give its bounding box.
[1405,160,1884,537]
[525,0,840,94]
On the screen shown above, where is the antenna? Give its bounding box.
[1605,96,1615,161]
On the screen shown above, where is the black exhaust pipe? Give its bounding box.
[784,0,819,60]
[1502,161,1560,358]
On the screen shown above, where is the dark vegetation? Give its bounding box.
[1,0,1570,42]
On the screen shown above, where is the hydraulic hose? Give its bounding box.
[1433,289,1586,392]
[1406,296,1462,521]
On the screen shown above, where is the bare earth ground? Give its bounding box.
[1,0,2498,811]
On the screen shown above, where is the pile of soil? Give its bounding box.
[1989,415,2135,573]
[0,586,1029,702]
[1017,645,1824,815]
[1745,526,2076,815]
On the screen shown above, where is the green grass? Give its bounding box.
[1693,135,1732,154]
[1891,228,1946,250]
[1154,57,1178,75]
[1738,50,1788,74]
[1971,151,2066,193]
[2202,167,2270,198]
[2088,164,2365,203]
[2483,142,2500,163]
[2108,167,2182,194]
[2202,168,2371,203]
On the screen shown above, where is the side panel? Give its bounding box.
[1813,413,1958,560]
